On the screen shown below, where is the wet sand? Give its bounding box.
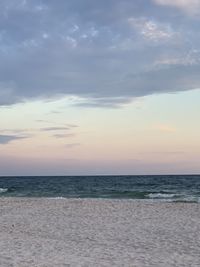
[0,198,200,267]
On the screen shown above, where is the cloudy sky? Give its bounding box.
[0,0,200,175]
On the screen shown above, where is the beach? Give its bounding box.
[0,198,200,267]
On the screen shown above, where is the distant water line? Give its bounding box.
[0,175,200,202]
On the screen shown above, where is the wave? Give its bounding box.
[0,188,8,193]
[48,197,66,199]
[177,196,200,203]
[146,192,200,203]
[147,193,176,199]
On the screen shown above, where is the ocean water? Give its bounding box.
[0,175,200,202]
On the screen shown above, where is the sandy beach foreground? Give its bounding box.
[0,198,200,267]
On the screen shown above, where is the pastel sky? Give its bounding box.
[0,0,200,175]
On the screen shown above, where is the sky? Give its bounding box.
[0,0,200,175]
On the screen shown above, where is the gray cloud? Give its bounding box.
[53,133,76,138]
[0,0,200,107]
[40,127,70,132]
[0,123,78,138]
[0,134,27,144]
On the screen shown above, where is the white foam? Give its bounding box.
[147,193,176,199]
[0,188,8,193]
[48,197,66,200]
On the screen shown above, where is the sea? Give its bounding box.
[0,175,200,202]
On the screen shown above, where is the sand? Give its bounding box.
[0,198,200,267]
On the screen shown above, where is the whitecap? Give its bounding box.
[48,197,66,199]
[147,193,176,199]
[0,188,8,193]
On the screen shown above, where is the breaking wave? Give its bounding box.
[0,188,8,193]
[147,193,177,199]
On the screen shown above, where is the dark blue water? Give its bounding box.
[0,175,200,202]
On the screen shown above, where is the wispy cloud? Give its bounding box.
[75,96,133,108]
[36,120,78,128]
[128,18,176,42]
[0,134,27,144]
[53,133,76,138]
[40,127,70,132]
[0,129,28,134]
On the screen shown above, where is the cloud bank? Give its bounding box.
[0,0,200,106]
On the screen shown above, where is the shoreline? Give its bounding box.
[0,198,200,266]
[0,195,200,204]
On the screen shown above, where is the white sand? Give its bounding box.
[0,198,200,267]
